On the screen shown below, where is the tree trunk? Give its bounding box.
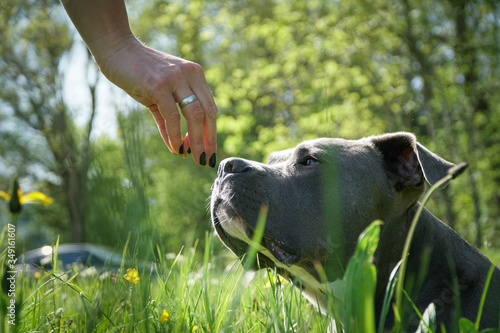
[452,0,485,247]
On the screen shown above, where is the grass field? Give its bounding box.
[2,232,336,332]
[1,174,499,333]
[2,221,498,333]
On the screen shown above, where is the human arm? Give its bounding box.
[61,0,217,166]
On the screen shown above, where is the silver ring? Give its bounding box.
[179,94,198,108]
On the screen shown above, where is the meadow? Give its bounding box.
[2,217,499,333]
[1,162,499,333]
[3,232,336,333]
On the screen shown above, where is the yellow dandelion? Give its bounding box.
[192,325,199,332]
[34,271,42,279]
[159,309,170,322]
[0,189,54,206]
[0,191,10,201]
[1,179,53,214]
[264,275,289,288]
[123,268,140,284]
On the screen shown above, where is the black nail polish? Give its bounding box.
[179,144,184,155]
[199,152,206,166]
[209,153,216,168]
[187,147,191,154]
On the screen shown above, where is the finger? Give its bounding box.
[203,114,217,168]
[192,83,217,167]
[183,133,191,155]
[181,63,218,166]
[172,71,206,164]
[180,98,206,165]
[149,106,174,153]
[156,93,185,156]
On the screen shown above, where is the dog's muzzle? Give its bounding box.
[210,158,300,267]
[211,194,300,267]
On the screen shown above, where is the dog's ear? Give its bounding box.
[371,132,456,191]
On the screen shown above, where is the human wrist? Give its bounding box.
[86,28,138,71]
[61,0,137,71]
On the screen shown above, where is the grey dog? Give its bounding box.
[210,132,500,331]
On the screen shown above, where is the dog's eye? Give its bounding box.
[302,157,320,166]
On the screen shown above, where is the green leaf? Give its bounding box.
[459,318,478,333]
[416,302,436,333]
[343,220,382,333]
[355,220,382,258]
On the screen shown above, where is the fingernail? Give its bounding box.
[199,152,206,166]
[179,144,184,155]
[209,153,216,168]
[187,147,191,154]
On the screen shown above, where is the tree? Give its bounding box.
[0,0,98,242]
[132,0,499,249]
[1,0,498,254]
[394,0,500,247]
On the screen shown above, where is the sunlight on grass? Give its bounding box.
[1,223,498,332]
[0,171,496,333]
[3,231,331,332]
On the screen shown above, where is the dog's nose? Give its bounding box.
[220,158,252,176]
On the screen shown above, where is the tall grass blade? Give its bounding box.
[154,246,185,305]
[52,236,60,276]
[378,260,402,333]
[475,264,496,330]
[394,163,468,322]
[243,205,268,270]
[202,232,215,331]
[119,232,131,277]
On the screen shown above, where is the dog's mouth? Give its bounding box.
[212,199,299,267]
[262,237,299,266]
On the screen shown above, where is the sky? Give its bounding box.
[60,38,127,141]
[1,13,144,192]
[1,38,129,190]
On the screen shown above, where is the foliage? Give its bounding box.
[0,0,499,262]
[1,231,333,332]
[131,0,499,251]
[342,221,380,333]
[0,0,98,243]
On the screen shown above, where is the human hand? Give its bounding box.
[100,37,218,167]
[61,0,217,166]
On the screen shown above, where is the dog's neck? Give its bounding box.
[374,204,499,330]
[377,204,489,284]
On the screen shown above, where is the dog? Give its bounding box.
[210,132,500,331]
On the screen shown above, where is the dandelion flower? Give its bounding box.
[264,275,289,288]
[123,268,140,284]
[159,309,170,322]
[34,272,42,279]
[1,179,53,214]
[192,325,199,331]
[0,189,54,206]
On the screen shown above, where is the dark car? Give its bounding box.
[18,243,155,278]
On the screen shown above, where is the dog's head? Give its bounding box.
[210,132,455,283]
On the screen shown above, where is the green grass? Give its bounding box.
[2,232,335,332]
[1,223,498,333]
[1,168,498,332]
